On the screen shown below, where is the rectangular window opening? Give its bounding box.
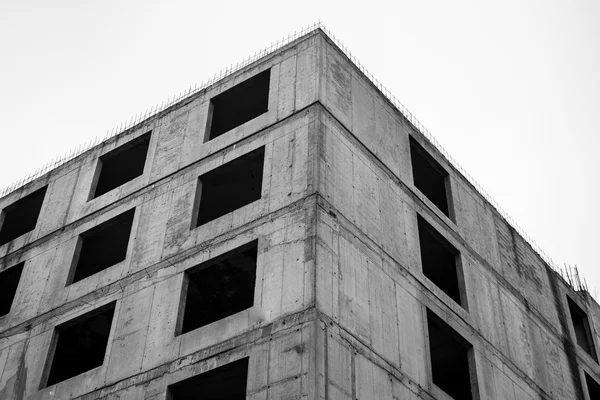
[68,209,135,285]
[410,137,451,218]
[90,132,151,199]
[417,215,464,307]
[0,262,25,317]
[194,147,264,227]
[567,296,598,361]
[586,372,600,400]
[206,69,270,141]
[43,302,116,387]
[427,309,474,400]
[168,357,249,400]
[0,186,47,246]
[177,240,258,335]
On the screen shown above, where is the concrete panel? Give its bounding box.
[141,274,182,371]
[543,331,571,399]
[324,48,352,129]
[352,153,381,246]
[355,353,394,400]
[160,179,197,261]
[149,107,188,181]
[179,97,208,168]
[494,214,561,329]
[338,236,371,344]
[259,236,308,321]
[492,364,517,400]
[35,238,78,315]
[367,264,400,369]
[499,290,535,379]
[319,122,355,220]
[377,179,408,264]
[267,125,310,212]
[295,41,318,110]
[465,260,509,354]
[351,77,375,154]
[395,282,428,387]
[105,285,154,383]
[316,241,339,322]
[10,249,55,324]
[455,181,502,271]
[129,192,172,273]
[0,341,26,400]
[22,329,53,399]
[327,335,352,398]
[37,169,78,237]
[278,55,297,118]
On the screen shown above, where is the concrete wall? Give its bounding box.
[0,32,322,400]
[316,32,600,399]
[0,29,598,400]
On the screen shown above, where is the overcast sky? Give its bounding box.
[1,1,599,296]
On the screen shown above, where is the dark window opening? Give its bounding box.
[0,262,24,317]
[194,147,264,227]
[91,132,151,199]
[169,357,248,400]
[44,302,115,387]
[417,215,463,306]
[568,297,598,361]
[68,209,135,284]
[427,309,474,400]
[207,69,270,141]
[178,241,258,335]
[410,137,450,218]
[586,372,600,400]
[0,186,47,246]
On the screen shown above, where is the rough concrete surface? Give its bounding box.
[0,29,598,400]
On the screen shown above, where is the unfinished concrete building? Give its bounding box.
[0,27,599,400]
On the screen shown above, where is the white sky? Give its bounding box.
[1,1,599,296]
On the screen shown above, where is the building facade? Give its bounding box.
[0,28,599,400]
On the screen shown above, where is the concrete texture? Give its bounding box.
[0,29,598,399]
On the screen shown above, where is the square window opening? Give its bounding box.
[90,132,151,199]
[43,302,116,388]
[206,69,270,141]
[427,309,474,400]
[568,296,598,361]
[0,262,25,317]
[0,186,47,246]
[177,240,258,335]
[68,209,135,285]
[410,137,451,218]
[417,215,464,307]
[193,147,265,227]
[168,357,249,400]
[586,372,600,400]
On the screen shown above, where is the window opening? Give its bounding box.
[91,132,151,199]
[0,186,47,245]
[168,357,249,400]
[410,137,451,218]
[567,296,598,361]
[417,215,463,306]
[68,209,135,284]
[427,309,474,400]
[178,240,258,335]
[0,262,25,317]
[194,147,264,227]
[206,69,270,141]
[586,372,600,400]
[44,302,116,387]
